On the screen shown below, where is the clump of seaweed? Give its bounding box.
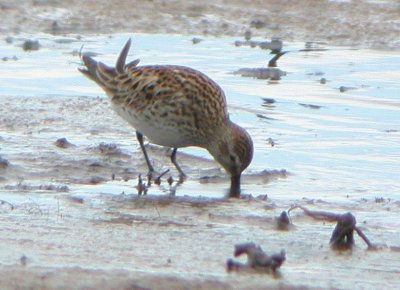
[227,242,285,274]
[288,205,376,250]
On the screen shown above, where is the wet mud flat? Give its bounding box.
[1,167,400,290]
[1,0,400,49]
[0,33,400,289]
[0,171,399,289]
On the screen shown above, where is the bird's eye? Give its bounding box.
[229,154,236,162]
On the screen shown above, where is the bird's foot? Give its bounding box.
[153,169,170,185]
[138,169,187,195]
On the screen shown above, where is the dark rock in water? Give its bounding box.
[299,103,323,110]
[192,37,203,44]
[339,85,357,92]
[22,40,40,51]
[262,98,276,104]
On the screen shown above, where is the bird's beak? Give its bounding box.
[229,174,241,198]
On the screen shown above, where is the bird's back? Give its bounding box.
[80,41,229,148]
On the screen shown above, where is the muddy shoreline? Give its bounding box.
[1,0,399,50]
[0,1,400,289]
[0,48,399,290]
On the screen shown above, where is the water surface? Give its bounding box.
[1,33,398,201]
[0,34,399,289]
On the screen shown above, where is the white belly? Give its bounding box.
[112,104,192,148]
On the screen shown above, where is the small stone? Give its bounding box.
[55,137,74,148]
[192,37,203,44]
[22,40,40,51]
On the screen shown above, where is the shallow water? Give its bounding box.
[0,33,399,289]
[0,33,398,200]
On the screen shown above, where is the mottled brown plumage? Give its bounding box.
[79,39,253,197]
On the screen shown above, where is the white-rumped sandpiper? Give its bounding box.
[79,39,253,197]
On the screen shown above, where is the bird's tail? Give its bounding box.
[78,39,140,94]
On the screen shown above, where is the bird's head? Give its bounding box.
[208,122,253,197]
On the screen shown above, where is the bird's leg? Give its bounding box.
[170,148,187,182]
[136,131,155,179]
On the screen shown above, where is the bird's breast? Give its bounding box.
[111,104,196,148]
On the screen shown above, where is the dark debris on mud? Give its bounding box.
[4,182,69,192]
[54,137,75,149]
[0,156,10,169]
[288,205,376,250]
[227,242,285,275]
[275,211,291,231]
[22,39,40,51]
[93,142,128,157]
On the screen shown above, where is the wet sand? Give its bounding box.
[1,1,400,290]
[0,0,400,49]
[0,52,399,289]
